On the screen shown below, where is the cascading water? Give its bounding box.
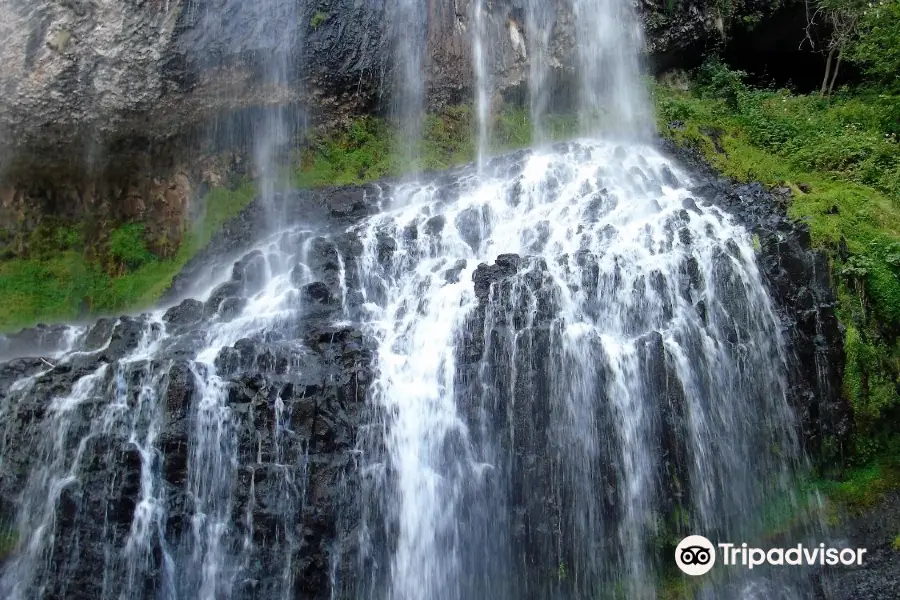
[0,216,367,600]
[0,1,834,599]
[185,0,304,225]
[573,0,652,136]
[253,0,303,226]
[472,0,491,171]
[524,0,556,143]
[351,141,819,599]
[388,0,428,172]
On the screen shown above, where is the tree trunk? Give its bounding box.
[821,46,836,96]
[828,50,843,96]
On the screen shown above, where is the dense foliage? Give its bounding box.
[848,0,900,89]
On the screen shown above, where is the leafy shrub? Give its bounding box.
[26,221,83,260]
[109,223,156,271]
[695,58,748,111]
[310,11,328,29]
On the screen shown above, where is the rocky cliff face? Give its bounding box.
[0,0,789,175]
[0,0,794,248]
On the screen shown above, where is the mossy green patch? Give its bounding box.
[0,527,17,562]
[814,452,900,519]
[292,106,579,189]
[0,181,256,332]
[310,11,328,29]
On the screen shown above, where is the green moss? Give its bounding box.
[658,572,693,600]
[893,535,900,551]
[109,223,156,271]
[293,116,398,187]
[310,11,328,29]
[815,456,900,514]
[0,182,256,332]
[292,105,578,189]
[0,527,17,562]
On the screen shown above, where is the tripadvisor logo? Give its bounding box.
[675,535,716,576]
[674,535,868,576]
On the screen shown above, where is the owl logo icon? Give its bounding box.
[675,535,716,575]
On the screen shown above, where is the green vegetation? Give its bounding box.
[293,106,578,188]
[814,452,900,514]
[0,527,17,562]
[0,104,578,332]
[654,55,900,483]
[310,11,328,29]
[0,182,256,332]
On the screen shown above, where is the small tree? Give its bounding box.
[803,0,865,96]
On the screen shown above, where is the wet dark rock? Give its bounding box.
[158,330,204,361]
[424,215,446,236]
[402,221,419,243]
[506,179,524,207]
[303,282,333,304]
[820,490,900,599]
[664,137,850,465]
[214,347,243,377]
[682,197,702,215]
[376,233,397,265]
[219,296,248,321]
[290,263,312,288]
[444,259,468,284]
[660,165,680,188]
[163,299,204,327]
[232,249,268,296]
[473,254,522,303]
[205,280,244,315]
[326,186,369,217]
[637,331,689,518]
[0,323,72,361]
[163,361,195,433]
[103,317,152,362]
[522,221,551,253]
[455,205,490,251]
[82,317,116,351]
[838,236,850,262]
[584,191,618,223]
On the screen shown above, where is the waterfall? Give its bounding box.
[184,0,305,225]
[253,0,303,227]
[472,0,491,171]
[352,142,817,599]
[573,0,652,136]
[524,0,556,144]
[0,1,830,599]
[389,0,428,173]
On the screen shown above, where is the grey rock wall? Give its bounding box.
[0,0,789,175]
